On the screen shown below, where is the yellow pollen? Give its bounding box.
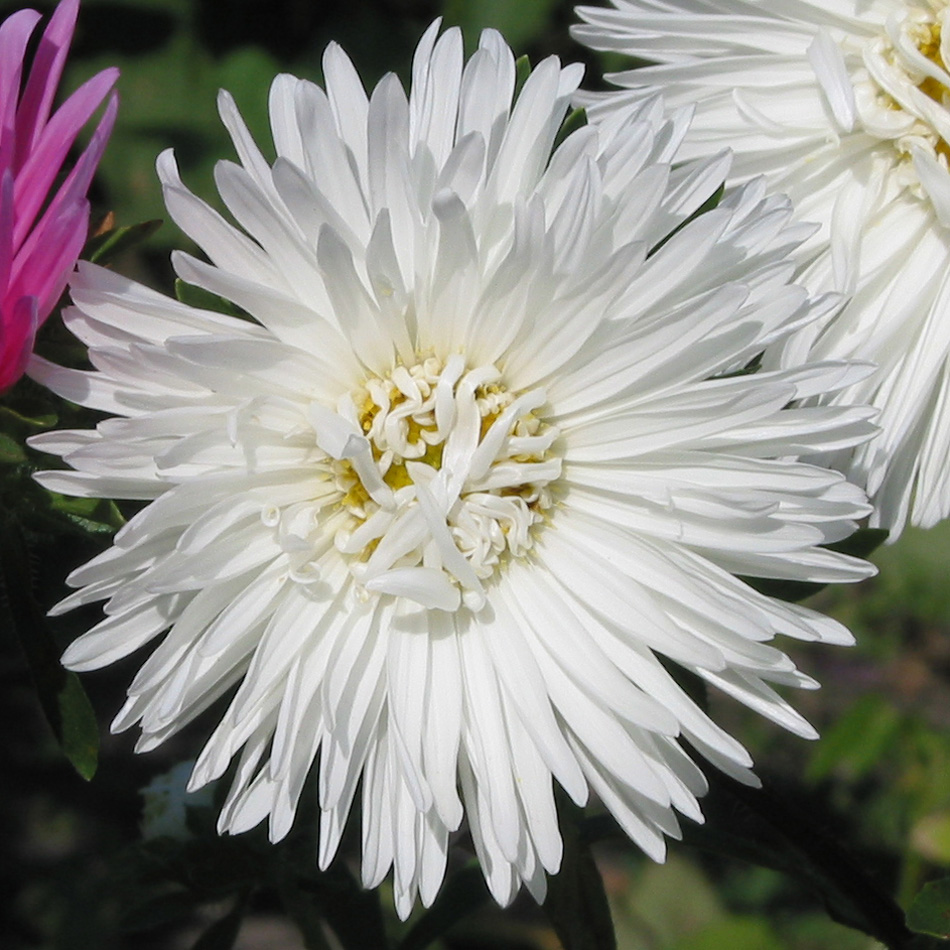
[382,441,445,490]
[866,10,950,171]
[918,22,948,99]
[324,357,561,585]
[915,20,950,162]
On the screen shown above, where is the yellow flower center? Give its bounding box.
[310,355,561,611]
[854,2,950,169]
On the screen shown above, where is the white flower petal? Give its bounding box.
[36,20,875,919]
[575,0,950,536]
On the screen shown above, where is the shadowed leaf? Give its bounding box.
[0,518,99,780]
[908,878,950,940]
[0,431,26,463]
[175,279,248,318]
[744,527,889,603]
[554,107,588,150]
[678,773,910,948]
[544,796,617,950]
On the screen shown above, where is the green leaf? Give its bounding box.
[907,937,950,950]
[675,772,911,949]
[85,218,164,265]
[47,493,125,535]
[0,403,58,429]
[52,676,100,781]
[743,527,889,604]
[543,796,617,950]
[398,864,489,950]
[907,878,950,940]
[0,518,99,780]
[827,526,889,559]
[0,431,27,463]
[514,53,532,98]
[807,694,901,783]
[648,183,726,258]
[175,279,247,318]
[554,107,588,150]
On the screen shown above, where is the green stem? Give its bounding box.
[543,795,617,950]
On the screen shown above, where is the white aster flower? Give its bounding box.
[31,21,874,917]
[574,0,950,537]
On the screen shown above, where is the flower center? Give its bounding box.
[308,354,560,612]
[853,2,950,169]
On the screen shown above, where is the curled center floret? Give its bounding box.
[854,2,950,168]
[309,354,560,612]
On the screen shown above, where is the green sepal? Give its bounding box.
[828,526,890,559]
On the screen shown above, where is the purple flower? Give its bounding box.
[0,0,117,392]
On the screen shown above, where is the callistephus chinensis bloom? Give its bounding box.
[30,21,875,916]
[574,0,950,538]
[0,0,117,392]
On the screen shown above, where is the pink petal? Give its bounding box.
[43,91,119,230]
[14,0,80,169]
[0,293,38,392]
[0,9,41,175]
[0,169,12,294]
[10,196,88,322]
[0,1,118,390]
[13,67,118,250]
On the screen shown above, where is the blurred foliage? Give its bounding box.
[2,0,950,948]
[51,0,608,275]
[907,878,950,940]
